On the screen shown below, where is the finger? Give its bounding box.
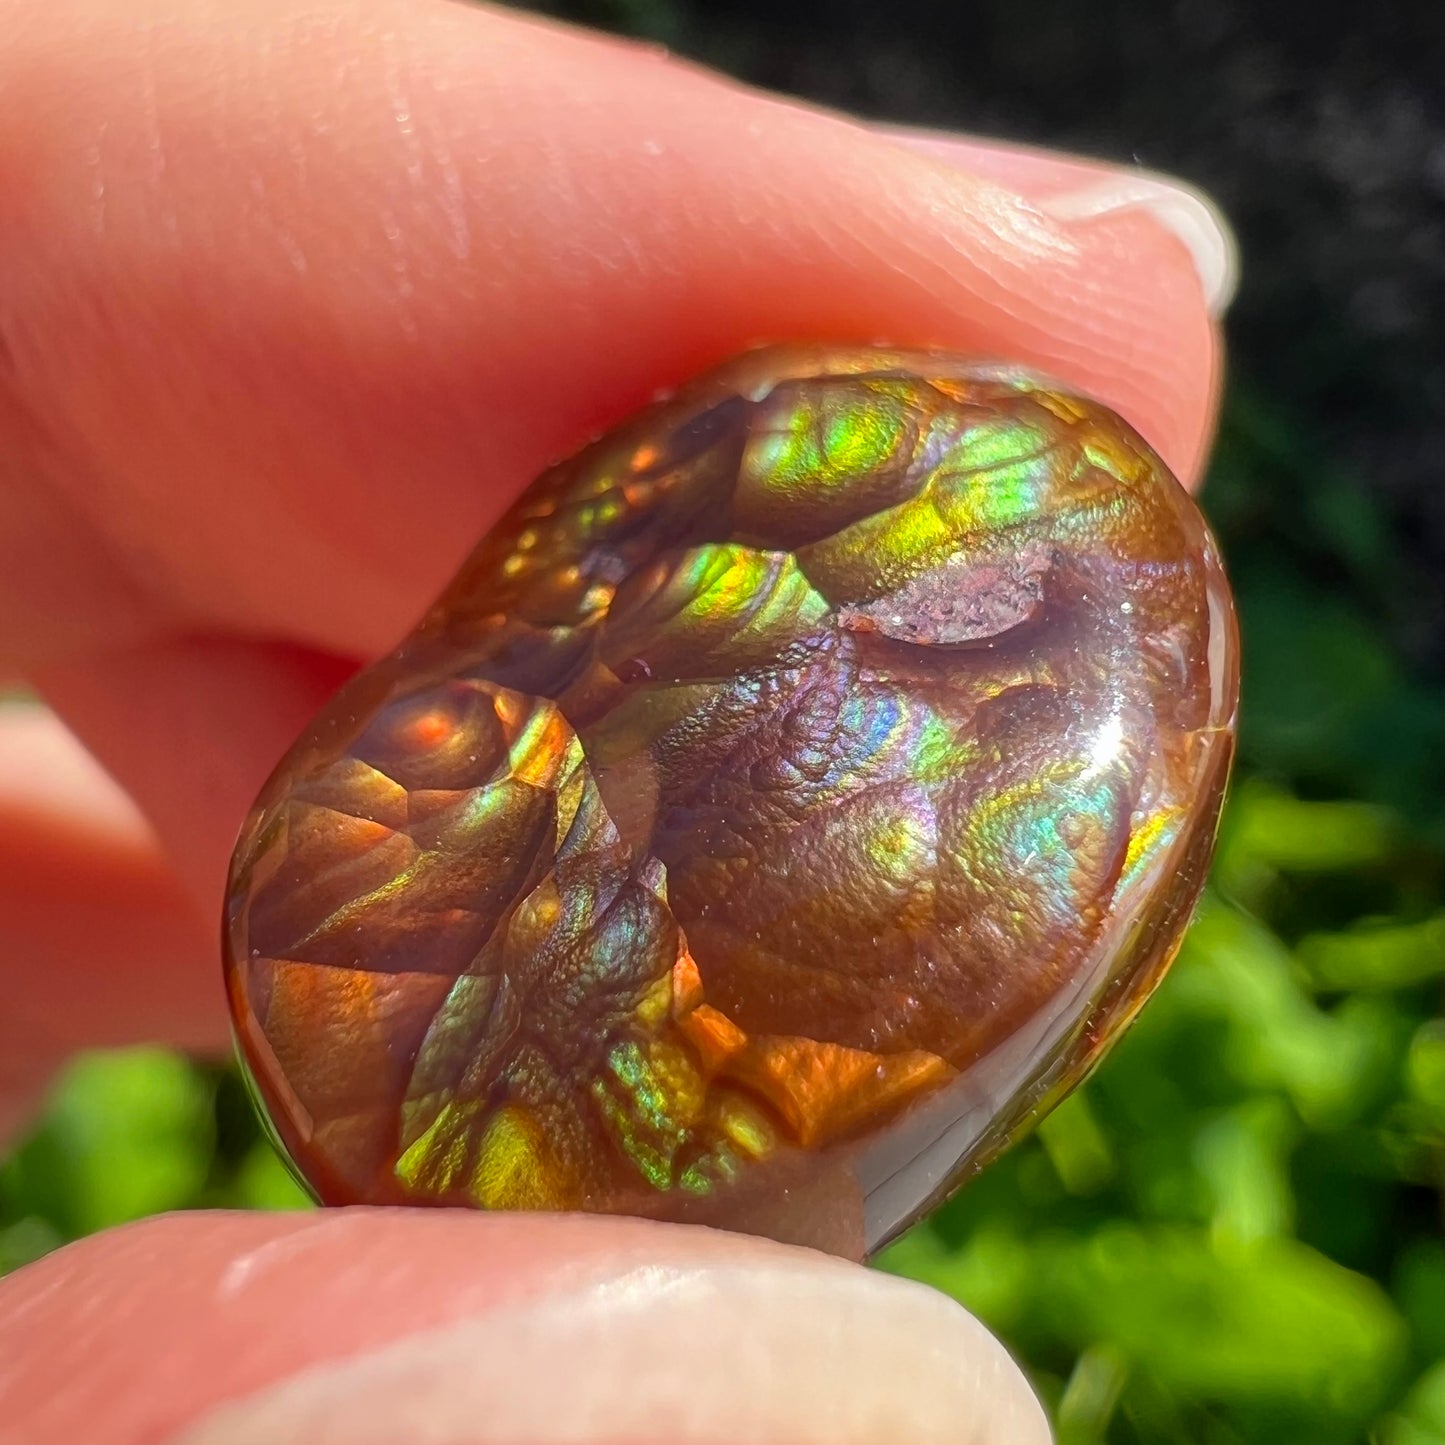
[0,705,225,1140]
[0,1210,1048,1445]
[2,0,1220,673]
[876,126,1238,326]
[4,0,1224,1068]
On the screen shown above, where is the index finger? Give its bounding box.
[0,0,1221,671]
[0,0,1227,1088]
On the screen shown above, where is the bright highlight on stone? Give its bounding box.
[224,346,1239,1259]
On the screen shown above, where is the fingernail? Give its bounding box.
[1038,171,1239,317]
[167,1254,1050,1445]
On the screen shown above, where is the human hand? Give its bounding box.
[0,0,1231,1438]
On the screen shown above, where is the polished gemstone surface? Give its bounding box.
[224,346,1238,1258]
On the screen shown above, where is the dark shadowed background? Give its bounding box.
[4,4,1445,1442]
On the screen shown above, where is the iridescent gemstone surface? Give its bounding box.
[224,345,1238,1259]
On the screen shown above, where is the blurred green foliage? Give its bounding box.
[3,380,1443,1444]
[0,1053,309,1275]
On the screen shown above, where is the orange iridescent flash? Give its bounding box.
[224,346,1239,1259]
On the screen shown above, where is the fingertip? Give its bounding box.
[879,126,1229,489]
[4,0,1225,670]
[0,1209,1047,1445]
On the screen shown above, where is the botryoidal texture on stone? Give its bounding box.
[224,346,1239,1259]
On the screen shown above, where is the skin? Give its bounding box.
[0,0,1223,1439]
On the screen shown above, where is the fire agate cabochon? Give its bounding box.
[225,346,1238,1259]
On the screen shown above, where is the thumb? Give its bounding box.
[0,1211,1049,1445]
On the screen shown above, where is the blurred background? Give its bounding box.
[5,3,1445,1442]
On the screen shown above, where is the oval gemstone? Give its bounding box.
[224,346,1238,1259]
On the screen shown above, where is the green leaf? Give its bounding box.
[1172,896,1398,1127]
[234,1142,315,1212]
[1380,1360,1445,1445]
[0,1048,214,1237]
[1300,914,1445,992]
[1216,779,1400,880]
